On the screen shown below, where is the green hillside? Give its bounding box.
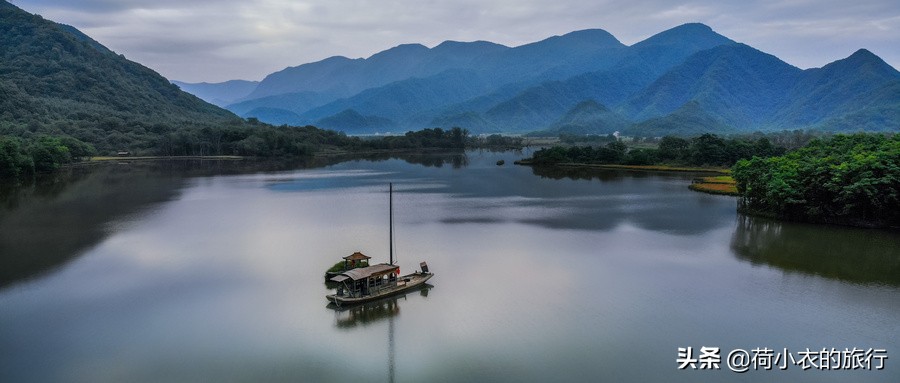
[316,109,396,134]
[533,100,630,136]
[0,4,236,125]
[0,1,366,180]
[625,101,734,137]
[0,1,243,153]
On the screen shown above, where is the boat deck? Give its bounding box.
[327,272,433,305]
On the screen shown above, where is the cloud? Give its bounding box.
[15,0,900,82]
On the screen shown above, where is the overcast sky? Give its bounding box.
[14,0,900,83]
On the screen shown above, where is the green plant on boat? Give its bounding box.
[327,260,369,273]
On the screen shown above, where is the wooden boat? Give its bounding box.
[326,183,433,306]
[327,264,432,305]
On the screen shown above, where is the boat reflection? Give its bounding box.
[326,285,432,383]
[327,285,432,329]
[730,215,900,286]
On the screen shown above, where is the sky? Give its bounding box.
[13,0,900,83]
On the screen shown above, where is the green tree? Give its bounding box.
[29,136,71,172]
[657,136,689,162]
[0,136,34,179]
[733,134,900,227]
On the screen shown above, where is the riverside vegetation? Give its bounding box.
[733,133,900,228]
[522,132,900,228]
[523,133,784,168]
[0,126,495,181]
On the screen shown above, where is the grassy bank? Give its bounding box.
[515,160,729,174]
[689,175,739,195]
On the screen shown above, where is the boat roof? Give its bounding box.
[330,275,350,282]
[343,251,371,261]
[334,263,398,281]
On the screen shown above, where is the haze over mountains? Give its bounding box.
[177,23,900,136]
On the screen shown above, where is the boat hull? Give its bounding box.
[326,272,433,305]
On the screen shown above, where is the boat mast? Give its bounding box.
[389,183,393,265]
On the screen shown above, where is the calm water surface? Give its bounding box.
[1,152,898,382]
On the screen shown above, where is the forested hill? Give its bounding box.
[0,1,241,151]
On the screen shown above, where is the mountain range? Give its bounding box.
[176,23,900,136]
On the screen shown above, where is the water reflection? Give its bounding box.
[327,286,431,329]
[0,159,342,290]
[0,166,185,289]
[409,163,737,235]
[321,152,470,169]
[731,215,900,286]
[265,152,739,235]
[531,165,640,181]
[327,286,432,383]
[529,164,716,181]
[1,151,897,382]
[0,150,740,290]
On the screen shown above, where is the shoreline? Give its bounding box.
[514,160,739,196]
[514,160,730,174]
[89,155,246,162]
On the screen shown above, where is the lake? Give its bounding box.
[1,151,898,382]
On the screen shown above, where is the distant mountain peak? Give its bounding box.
[821,48,899,77]
[636,22,732,48]
[368,43,429,59]
[319,55,354,64]
[517,28,623,50]
[851,48,876,58]
[670,22,714,32]
[844,48,894,68]
[433,40,509,50]
[558,28,621,44]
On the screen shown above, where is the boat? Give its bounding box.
[324,251,371,280]
[326,183,433,306]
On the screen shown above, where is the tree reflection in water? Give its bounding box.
[731,215,900,286]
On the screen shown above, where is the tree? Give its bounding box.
[691,133,727,166]
[732,134,900,227]
[0,136,34,179]
[658,136,689,162]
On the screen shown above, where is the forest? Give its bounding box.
[526,133,784,167]
[0,125,481,181]
[732,134,900,228]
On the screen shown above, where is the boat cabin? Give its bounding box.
[330,264,399,298]
[342,251,371,269]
